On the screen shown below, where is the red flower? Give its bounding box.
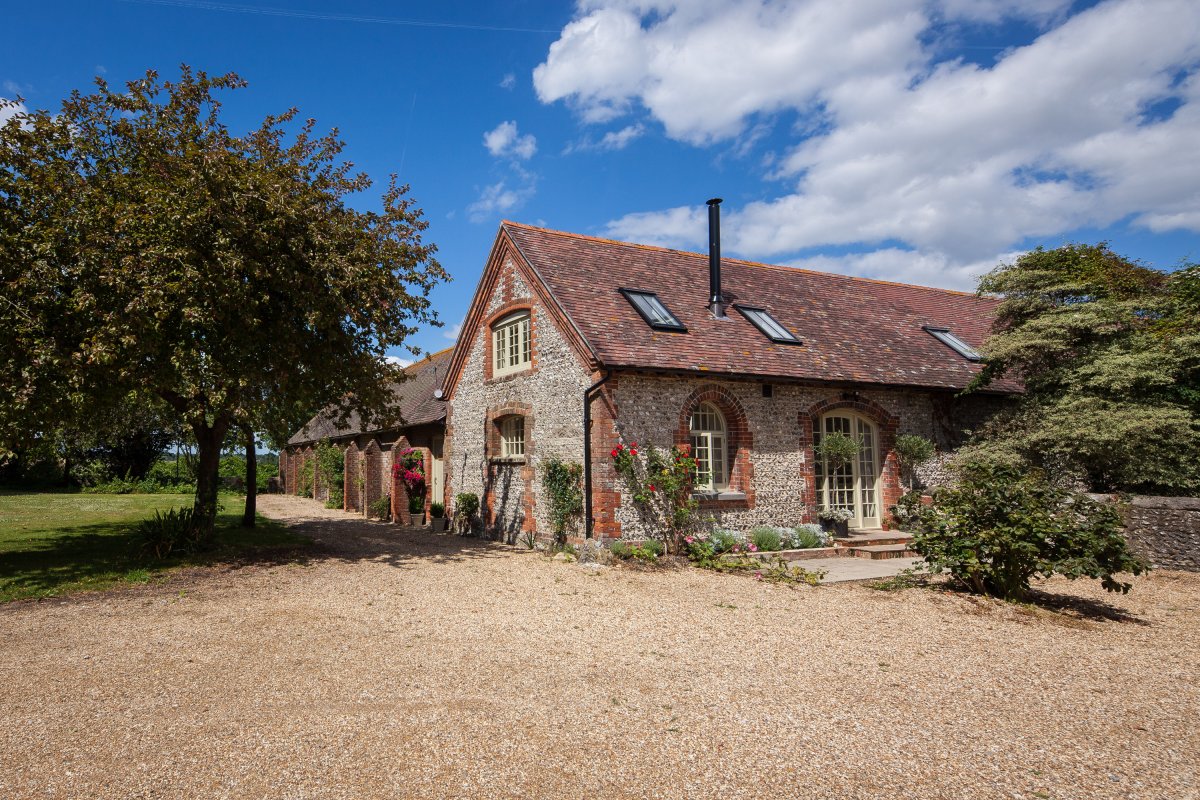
[647,484,656,492]
[630,448,638,456]
[610,448,619,458]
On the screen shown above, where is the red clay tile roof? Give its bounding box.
[287,347,451,446]
[503,221,1017,393]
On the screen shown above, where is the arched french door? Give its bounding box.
[813,411,882,529]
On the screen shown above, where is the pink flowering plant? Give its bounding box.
[391,447,426,498]
[684,528,826,585]
[609,442,702,553]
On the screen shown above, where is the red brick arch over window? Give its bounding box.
[799,396,901,529]
[482,300,538,382]
[675,385,754,508]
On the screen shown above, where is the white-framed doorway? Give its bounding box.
[430,435,445,506]
[813,411,882,529]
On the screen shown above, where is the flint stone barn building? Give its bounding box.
[284,201,1015,543]
[436,202,1015,543]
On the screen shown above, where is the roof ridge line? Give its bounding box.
[500,219,983,299]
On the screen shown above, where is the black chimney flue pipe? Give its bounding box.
[706,197,725,318]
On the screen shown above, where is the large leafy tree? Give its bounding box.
[968,244,1200,494]
[0,67,446,542]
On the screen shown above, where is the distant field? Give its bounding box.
[0,492,309,603]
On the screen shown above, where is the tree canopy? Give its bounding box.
[0,67,447,539]
[968,243,1200,494]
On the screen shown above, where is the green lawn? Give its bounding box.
[0,492,310,603]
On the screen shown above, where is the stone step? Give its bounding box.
[847,544,919,560]
[836,532,914,548]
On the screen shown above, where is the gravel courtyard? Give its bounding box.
[2,495,1197,800]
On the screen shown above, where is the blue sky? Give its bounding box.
[4,0,1199,364]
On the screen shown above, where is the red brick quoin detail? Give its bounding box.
[482,300,539,383]
[483,402,536,539]
[799,396,901,529]
[674,385,755,509]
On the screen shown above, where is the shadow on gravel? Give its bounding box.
[235,512,518,573]
[1023,588,1150,626]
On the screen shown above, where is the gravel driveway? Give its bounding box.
[2,494,1197,799]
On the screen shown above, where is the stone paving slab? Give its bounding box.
[807,555,926,583]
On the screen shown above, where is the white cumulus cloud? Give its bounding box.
[483,120,537,159]
[555,0,1200,288]
[468,181,534,223]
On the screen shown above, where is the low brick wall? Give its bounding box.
[1125,495,1200,572]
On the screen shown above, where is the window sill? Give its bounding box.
[487,368,535,385]
[693,490,747,502]
[490,456,527,465]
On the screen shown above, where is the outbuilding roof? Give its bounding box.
[502,221,1017,393]
[287,347,451,446]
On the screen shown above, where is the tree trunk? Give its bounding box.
[242,424,256,528]
[190,416,230,548]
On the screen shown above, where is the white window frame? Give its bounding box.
[493,311,532,377]
[500,416,525,459]
[689,402,728,492]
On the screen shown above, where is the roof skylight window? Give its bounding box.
[619,288,687,332]
[924,326,982,361]
[735,305,801,345]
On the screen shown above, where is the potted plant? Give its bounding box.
[818,506,853,538]
[408,492,425,526]
[429,501,447,532]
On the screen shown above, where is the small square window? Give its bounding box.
[924,326,982,361]
[619,288,687,332]
[735,305,801,344]
[500,416,525,458]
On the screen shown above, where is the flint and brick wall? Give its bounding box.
[608,375,994,538]
[445,256,593,543]
[1124,495,1200,572]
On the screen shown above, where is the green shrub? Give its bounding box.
[429,501,445,518]
[454,493,480,533]
[325,486,344,509]
[639,539,664,557]
[137,507,202,559]
[610,539,661,563]
[788,524,827,549]
[314,439,345,499]
[889,490,925,531]
[369,496,392,521]
[750,527,783,552]
[710,529,739,553]
[910,461,1148,600]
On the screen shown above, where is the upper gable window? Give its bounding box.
[735,305,801,345]
[924,326,982,361]
[493,311,531,376]
[619,288,687,332]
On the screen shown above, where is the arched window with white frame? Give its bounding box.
[689,402,728,492]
